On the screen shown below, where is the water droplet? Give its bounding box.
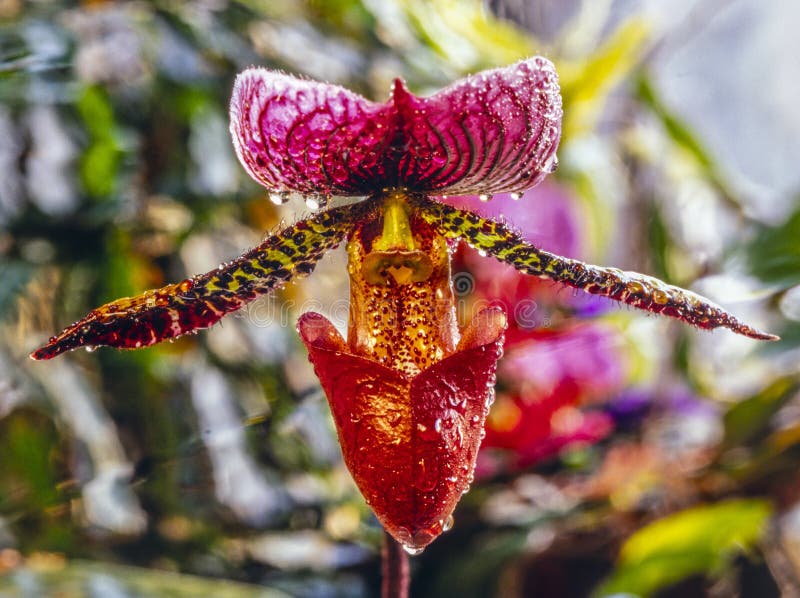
[413,457,439,492]
[402,544,425,556]
[269,190,290,205]
[477,249,487,258]
[306,193,329,211]
[652,289,670,305]
[478,193,493,202]
[443,515,454,532]
[547,155,559,173]
[84,346,96,353]
[434,418,442,433]
[510,192,522,201]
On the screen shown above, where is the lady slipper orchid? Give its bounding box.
[31,58,777,554]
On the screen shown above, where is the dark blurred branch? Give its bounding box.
[382,532,410,598]
[764,521,800,597]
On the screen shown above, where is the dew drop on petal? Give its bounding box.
[269,190,290,205]
[443,515,454,532]
[84,346,96,353]
[510,192,522,201]
[305,195,321,211]
[305,193,329,211]
[402,545,425,556]
[478,193,492,202]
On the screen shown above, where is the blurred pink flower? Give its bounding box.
[499,325,626,400]
[477,325,621,476]
[444,182,583,258]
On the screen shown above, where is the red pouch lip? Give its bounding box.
[298,308,506,552]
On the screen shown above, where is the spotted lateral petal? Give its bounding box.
[230,57,561,197]
[31,203,372,360]
[412,196,778,341]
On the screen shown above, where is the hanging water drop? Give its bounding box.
[478,193,493,202]
[510,191,522,201]
[269,190,290,205]
[402,544,425,556]
[547,155,559,173]
[305,193,329,211]
[84,346,96,353]
[442,515,454,532]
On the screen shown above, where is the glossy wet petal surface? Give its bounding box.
[230,57,561,197]
[297,309,506,551]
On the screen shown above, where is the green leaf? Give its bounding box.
[0,410,61,512]
[559,19,649,139]
[722,378,796,449]
[76,85,123,198]
[745,205,800,288]
[80,139,121,198]
[635,74,715,173]
[76,85,116,141]
[597,499,772,597]
[634,73,741,208]
[401,0,538,71]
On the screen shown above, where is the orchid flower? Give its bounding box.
[31,58,777,554]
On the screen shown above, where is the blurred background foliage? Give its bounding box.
[1,0,799,596]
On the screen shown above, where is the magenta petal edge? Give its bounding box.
[229,57,562,198]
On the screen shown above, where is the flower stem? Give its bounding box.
[382,531,410,598]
